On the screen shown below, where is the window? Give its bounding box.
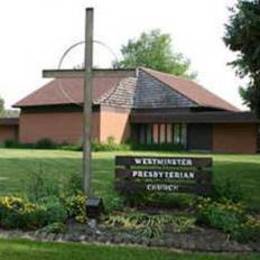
[147,124,152,144]
[136,123,186,147]
[153,124,159,144]
[174,124,181,144]
[160,124,166,143]
[166,124,172,143]
[173,123,187,147]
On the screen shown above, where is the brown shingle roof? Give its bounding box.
[141,68,239,111]
[14,67,239,112]
[14,76,125,107]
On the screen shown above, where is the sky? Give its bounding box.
[0,0,247,110]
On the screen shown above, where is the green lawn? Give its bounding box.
[0,149,260,211]
[0,239,258,260]
[0,149,260,259]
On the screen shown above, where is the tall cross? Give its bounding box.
[83,8,94,196]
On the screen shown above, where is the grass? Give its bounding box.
[0,239,258,260]
[0,149,260,209]
[0,149,259,259]
[0,148,259,210]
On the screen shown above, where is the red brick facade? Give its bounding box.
[0,125,18,143]
[99,108,131,143]
[213,123,257,154]
[19,111,99,144]
[18,108,131,144]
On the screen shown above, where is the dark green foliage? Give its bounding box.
[0,96,4,116]
[3,139,34,149]
[105,196,124,212]
[115,29,196,79]
[92,137,130,151]
[25,168,60,202]
[37,222,67,234]
[0,196,47,230]
[35,138,57,149]
[224,0,260,116]
[43,198,67,225]
[64,172,83,196]
[131,142,184,151]
[196,197,260,242]
[3,139,57,149]
[212,177,244,203]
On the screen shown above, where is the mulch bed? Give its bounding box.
[0,221,259,252]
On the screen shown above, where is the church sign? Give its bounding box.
[115,156,212,195]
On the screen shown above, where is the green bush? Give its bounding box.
[64,172,83,196]
[43,197,67,224]
[196,197,260,242]
[62,192,87,224]
[0,196,47,230]
[37,222,67,234]
[4,139,34,149]
[35,138,57,149]
[212,177,244,203]
[92,136,130,152]
[25,169,60,202]
[131,142,184,151]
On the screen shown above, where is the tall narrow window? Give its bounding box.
[174,124,181,144]
[139,124,146,144]
[160,124,166,143]
[147,124,152,144]
[166,124,172,143]
[153,124,159,144]
[181,123,187,147]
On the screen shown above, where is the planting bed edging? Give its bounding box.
[0,225,259,253]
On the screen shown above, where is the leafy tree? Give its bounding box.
[0,96,4,116]
[115,29,196,79]
[224,0,260,116]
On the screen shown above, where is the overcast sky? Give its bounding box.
[0,0,247,109]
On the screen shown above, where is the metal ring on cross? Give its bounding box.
[56,40,119,106]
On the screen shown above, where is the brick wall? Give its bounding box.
[19,111,100,144]
[213,123,257,154]
[0,125,18,143]
[99,107,130,143]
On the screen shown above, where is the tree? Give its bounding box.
[115,29,196,79]
[224,0,260,117]
[0,96,4,116]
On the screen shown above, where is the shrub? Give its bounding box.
[92,137,130,152]
[0,196,47,230]
[4,139,34,149]
[64,172,83,196]
[25,168,60,202]
[37,222,67,234]
[130,142,184,151]
[3,139,18,148]
[212,177,244,203]
[43,197,67,224]
[196,197,260,242]
[62,192,87,224]
[35,138,57,149]
[105,195,124,212]
[232,216,260,242]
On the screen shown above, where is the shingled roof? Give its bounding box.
[140,68,239,111]
[14,67,239,111]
